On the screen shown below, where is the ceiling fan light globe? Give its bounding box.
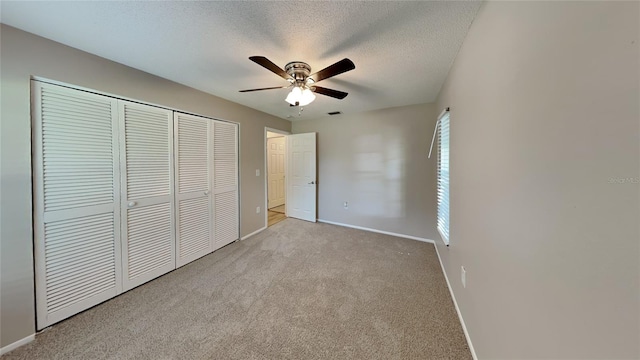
[298,88,316,106]
[285,86,302,105]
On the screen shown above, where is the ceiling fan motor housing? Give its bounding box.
[285,61,312,84]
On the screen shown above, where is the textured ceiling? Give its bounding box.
[1,1,481,121]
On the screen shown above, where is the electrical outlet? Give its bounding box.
[256,206,260,214]
[461,266,466,288]
[343,201,348,209]
[256,169,260,176]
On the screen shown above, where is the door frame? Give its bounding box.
[264,127,290,228]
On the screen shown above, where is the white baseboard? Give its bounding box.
[434,244,478,360]
[317,219,435,244]
[240,226,267,240]
[1,334,35,355]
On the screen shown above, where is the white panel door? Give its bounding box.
[174,112,213,267]
[119,101,175,291]
[267,137,286,209]
[212,120,239,250]
[32,81,122,330]
[287,133,316,222]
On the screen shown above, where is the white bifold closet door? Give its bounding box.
[119,101,176,291]
[174,112,213,267]
[33,82,122,330]
[212,120,239,250]
[33,81,239,330]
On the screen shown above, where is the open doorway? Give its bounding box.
[264,128,318,227]
[265,128,289,227]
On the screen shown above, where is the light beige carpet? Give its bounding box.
[2,219,471,360]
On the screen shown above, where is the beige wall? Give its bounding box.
[435,1,639,358]
[0,24,290,348]
[292,103,439,240]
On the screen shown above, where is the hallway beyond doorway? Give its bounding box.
[267,209,286,227]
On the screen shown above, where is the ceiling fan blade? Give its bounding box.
[249,56,291,80]
[312,86,348,99]
[309,58,355,83]
[239,86,288,93]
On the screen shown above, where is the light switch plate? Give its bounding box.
[256,169,260,176]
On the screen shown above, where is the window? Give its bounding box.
[437,111,450,244]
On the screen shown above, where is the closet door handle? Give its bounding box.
[204,191,210,195]
[128,201,137,208]
[308,181,315,185]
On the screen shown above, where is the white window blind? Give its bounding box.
[437,111,450,245]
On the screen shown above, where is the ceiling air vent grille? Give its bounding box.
[327,111,342,116]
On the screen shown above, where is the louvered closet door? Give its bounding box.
[174,113,213,267]
[212,120,239,250]
[32,81,122,330]
[119,101,176,291]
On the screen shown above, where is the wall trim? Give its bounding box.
[434,244,478,360]
[240,226,267,240]
[0,334,35,355]
[317,219,435,243]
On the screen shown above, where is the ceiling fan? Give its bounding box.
[239,56,355,107]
